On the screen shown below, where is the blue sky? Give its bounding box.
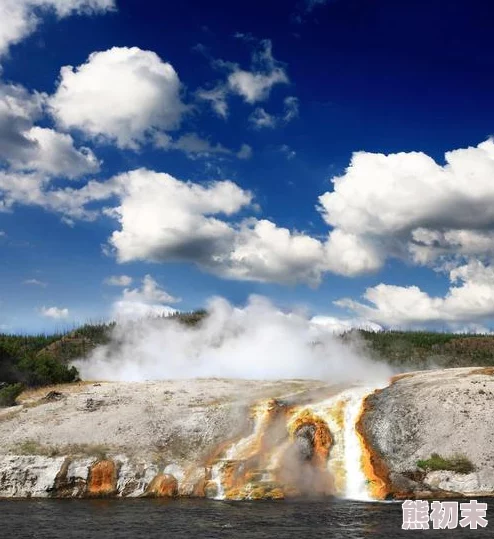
[1,0,494,333]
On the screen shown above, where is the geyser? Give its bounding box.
[74,295,391,383]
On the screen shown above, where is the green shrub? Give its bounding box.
[417,453,475,474]
[0,383,24,407]
[18,354,79,387]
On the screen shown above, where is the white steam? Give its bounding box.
[74,295,392,382]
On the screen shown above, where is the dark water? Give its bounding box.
[0,499,491,539]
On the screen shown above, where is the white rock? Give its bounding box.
[0,456,65,498]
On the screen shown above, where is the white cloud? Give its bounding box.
[112,274,179,321]
[198,38,290,117]
[157,133,231,157]
[7,138,494,290]
[0,0,115,57]
[282,96,299,122]
[237,143,253,160]
[0,170,116,217]
[0,230,5,237]
[228,39,288,103]
[104,275,133,287]
[15,126,100,177]
[280,144,296,160]
[101,170,350,285]
[41,305,69,319]
[336,260,494,329]
[196,85,229,118]
[121,274,180,304]
[0,165,373,286]
[324,229,382,276]
[49,47,187,149]
[249,96,299,129]
[228,68,287,104]
[225,219,329,286]
[0,167,330,285]
[310,315,382,334]
[0,171,49,212]
[249,108,276,129]
[112,301,177,321]
[23,278,47,287]
[0,82,44,150]
[9,138,494,291]
[318,139,494,275]
[154,132,250,160]
[0,82,99,177]
[107,169,253,265]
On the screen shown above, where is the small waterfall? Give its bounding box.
[209,460,226,500]
[207,399,276,500]
[342,387,374,500]
[206,385,384,501]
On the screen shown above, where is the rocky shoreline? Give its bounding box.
[0,369,493,500]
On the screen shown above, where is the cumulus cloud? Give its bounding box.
[104,275,133,286]
[310,315,382,334]
[225,219,330,286]
[0,165,378,286]
[14,127,100,176]
[324,230,382,276]
[106,169,252,263]
[75,294,392,382]
[9,138,494,289]
[0,0,115,57]
[0,165,335,286]
[7,138,494,290]
[0,170,115,217]
[97,169,337,285]
[41,305,69,319]
[336,260,494,329]
[111,274,180,321]
[121,274,179,304]
[49,47,187,149]
[318,139,494,275]
[0,82,99,177]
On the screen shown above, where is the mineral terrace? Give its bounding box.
[0,368,492,500]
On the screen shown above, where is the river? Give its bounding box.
[0,498,491,538]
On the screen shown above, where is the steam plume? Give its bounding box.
[74,295,392,382]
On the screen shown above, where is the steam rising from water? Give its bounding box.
[75,295,392,382]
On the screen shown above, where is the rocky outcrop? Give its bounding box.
[0,379,340,499]
[359,367,494,499]
[87,459,118,497]
[144,473,178,497]
[0,370,493,500]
